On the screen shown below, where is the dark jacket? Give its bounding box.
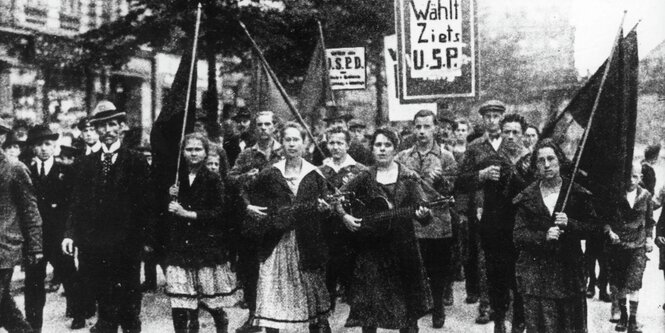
[28,159,72,258]
[227,140,283,207]
[165,167,227,268]
[458,135,527,234]
[656,206,665,270]
[0,152,42,268]
[640,162,656,195]
[244,162,331,270]
[513,180,603,298]
[65,148,155,255]
[340,164,433,320]
[396,142,457,239]
[610,186,654,249]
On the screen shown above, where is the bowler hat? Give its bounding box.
[232,107,251,121]
[478,100,506,115]
[90,100,126,124]
[27,125,59,145]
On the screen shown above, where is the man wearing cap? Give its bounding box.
[347,119,373,166]
[224,107,255,167]
[458,101,526,333]
[0,120,43,332]
[228,110,283,333]
[24,125,87,330]
[62,100,155,332]
[77,117,102,156]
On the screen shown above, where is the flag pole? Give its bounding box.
[317,20,336,105]
[239,21,325,158]
[174,3,202,189]
[559,11,627,211]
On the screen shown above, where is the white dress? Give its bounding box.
[253,160,331,330]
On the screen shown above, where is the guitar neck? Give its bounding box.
[363,204,419,224]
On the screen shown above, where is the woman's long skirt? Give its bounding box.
[253,230,331,330]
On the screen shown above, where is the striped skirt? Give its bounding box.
[165,263,239,310]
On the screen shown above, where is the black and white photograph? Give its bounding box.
[0,0,664,332]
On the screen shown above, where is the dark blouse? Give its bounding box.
[164,167,227,268]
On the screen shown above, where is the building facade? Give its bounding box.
[0,0,213,143]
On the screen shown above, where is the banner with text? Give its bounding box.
[396,0,476,102]
[326,47,367,90]
[385,35,437,121]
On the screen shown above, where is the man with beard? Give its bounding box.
[62,100,155,332]
[228,111,284,333]
[396,109,457,328]
[459,102,528,333]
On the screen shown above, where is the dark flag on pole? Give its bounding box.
[150,44,197,192]
[541,28,638,219]
[298,29,334,125]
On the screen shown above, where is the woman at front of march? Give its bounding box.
[512,139,606,333]
[246,122,333,333]
[336,128,433,333]
[165,132,239,333]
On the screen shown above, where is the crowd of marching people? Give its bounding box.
[0,98,664,333]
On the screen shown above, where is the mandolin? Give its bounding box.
[350,196,455,229]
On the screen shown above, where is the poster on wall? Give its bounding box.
[326,47,366,90]
[384,35,437,121]
[396,0,476,102]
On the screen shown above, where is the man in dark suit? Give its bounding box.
[62,100,155,333]
[0,120,41,332]
[25,125,89,330]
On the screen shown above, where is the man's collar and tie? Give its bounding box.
[33,156,54,178]
[100,140,121,178]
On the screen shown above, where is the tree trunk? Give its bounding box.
[373,48,385,127]
[202,2,219,137]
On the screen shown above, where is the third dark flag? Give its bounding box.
[542,29,638,219]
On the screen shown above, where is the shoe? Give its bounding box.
[585,286,595,298]
[432,311,445,328]
[600,291,612,303]
[466,295,479,304]
[476,309,491,324]
[627,320,642,333]
[510,321,525,333]
[71,318,85,330]
[235,319,261,333]
[494,320,507,333]
[610,302,621,323]
[615,314,628,332]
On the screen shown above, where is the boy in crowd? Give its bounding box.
[606,163,655,333]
